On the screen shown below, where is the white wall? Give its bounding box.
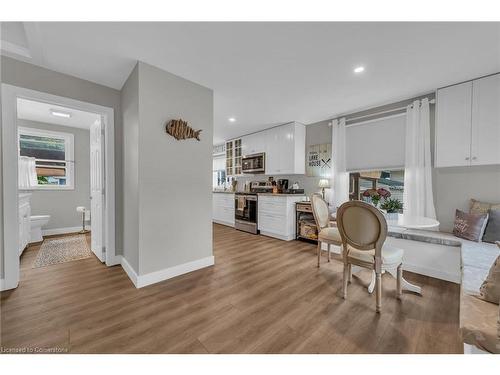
[18,119,91,230]
[121,62,214,278]
[121,64,140,271]
[433,165,500,232]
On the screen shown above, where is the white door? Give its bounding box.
[90,118,105,262]
[471,74,500,166]
[435,81,473,167]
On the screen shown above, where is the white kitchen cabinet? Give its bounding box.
[435,81,473,167]
[240,122,306,175]
[241,132,264,156]
[265,122,306,175]
[18,193,32,255]
[436,73,500,167]
[471,74,500,166]
[258,195,304,241]
[226,139,242,176]
[212,193,235,227]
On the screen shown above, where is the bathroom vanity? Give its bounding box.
[18,193,32,255]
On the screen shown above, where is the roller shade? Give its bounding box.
[213,155,225,171]
[345,114,406,171]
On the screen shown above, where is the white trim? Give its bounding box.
[18,126,75,190]
[212,219,234,227]
[1,84,116,290]
[120,255,215,289]
[0,278,5,291]
[120,255,138,288]
[41,226,82,237]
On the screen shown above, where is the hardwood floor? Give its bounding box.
[0,224,462,353]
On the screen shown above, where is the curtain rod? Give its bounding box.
[345,98,435,124]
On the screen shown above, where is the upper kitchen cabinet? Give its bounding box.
[471,74,500,166]
[435,81,473,167]
[435,73,500,167]
[241,132,264,156]
[226,138,242,176]
[242,122,306,175]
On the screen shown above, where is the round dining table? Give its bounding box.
[385,213,440,231]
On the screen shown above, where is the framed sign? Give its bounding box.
[306,143,331,177]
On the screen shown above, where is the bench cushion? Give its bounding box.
[460,294,500,353]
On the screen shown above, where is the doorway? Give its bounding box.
[1,84,117,290]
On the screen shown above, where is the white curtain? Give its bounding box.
[403,98,436,218]
[18,156,38,189]
[330,117,349,210]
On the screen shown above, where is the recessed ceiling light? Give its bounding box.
[354,66,365,74]
[228,117,236,123]
[50,109,72,118]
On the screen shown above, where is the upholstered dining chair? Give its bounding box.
[336,200,404,313]
[310,194,342,267]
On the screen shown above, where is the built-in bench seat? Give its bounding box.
[388,228,499,353]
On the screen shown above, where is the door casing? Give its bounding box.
[1,84,118,291]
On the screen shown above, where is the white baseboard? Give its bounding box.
[120,255,215,289]
[120,255,138,287]
[212,219,234,227]
[42,226,82,236]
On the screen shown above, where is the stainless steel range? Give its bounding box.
[234,192,259,234]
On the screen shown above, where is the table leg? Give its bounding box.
[365,269,422,295]
[386,268,422,295]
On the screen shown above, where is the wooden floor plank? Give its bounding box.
[0,224,462,353]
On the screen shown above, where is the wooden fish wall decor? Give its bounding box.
[166,119,202,141]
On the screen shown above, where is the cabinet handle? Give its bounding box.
[472,156,477,160]
[465,157,470,161]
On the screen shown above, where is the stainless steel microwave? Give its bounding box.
[242,153,265,174]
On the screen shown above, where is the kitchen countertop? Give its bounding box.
[213,191,306,196]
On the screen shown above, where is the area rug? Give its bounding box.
[33,235,92,268]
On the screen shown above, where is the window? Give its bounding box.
[212,155,226,189]
[18,127,74,189]
[349,169,404,210]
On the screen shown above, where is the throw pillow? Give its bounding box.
[483,209,500,243]
[470,198,500,215]
[453,209,488,242]
[479,255,500,305]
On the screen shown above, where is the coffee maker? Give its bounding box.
[277,179,289,193]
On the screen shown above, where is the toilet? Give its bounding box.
[30,215,51,243]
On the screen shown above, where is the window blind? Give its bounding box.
[345,114,406,172]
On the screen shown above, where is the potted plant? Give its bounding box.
[362,188,391,208]
[380,198,403,219]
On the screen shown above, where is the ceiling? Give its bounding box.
[2,22,499,144]
[17,98,100,130]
